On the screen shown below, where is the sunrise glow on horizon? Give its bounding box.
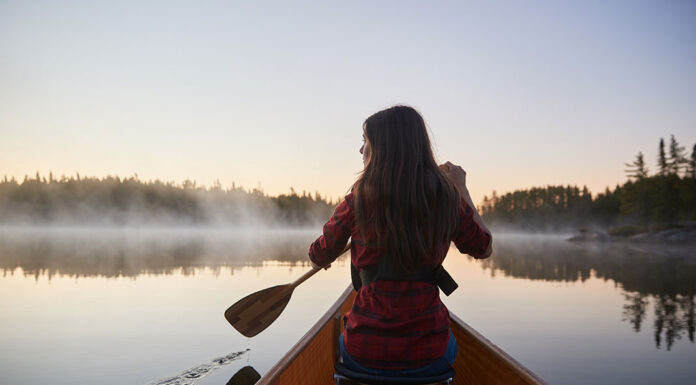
[2,1,695,205]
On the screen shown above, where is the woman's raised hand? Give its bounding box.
[310,260,331,270]
[439,161,467,191]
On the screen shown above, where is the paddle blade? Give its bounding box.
[224,284,294,337]
[226,365,261,385]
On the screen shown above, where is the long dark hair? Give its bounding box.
[353,105,460,273]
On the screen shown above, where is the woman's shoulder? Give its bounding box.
[335,190,355,213]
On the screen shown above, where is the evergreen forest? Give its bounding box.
[479,135,696,232]
[2,135,694,231]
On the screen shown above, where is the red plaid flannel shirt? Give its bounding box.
[308,192,491,370]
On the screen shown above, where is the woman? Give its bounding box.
[308,105,492,377]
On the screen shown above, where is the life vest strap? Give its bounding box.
[350,258,458,296]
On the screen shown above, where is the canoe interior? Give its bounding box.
[257,285,547,385]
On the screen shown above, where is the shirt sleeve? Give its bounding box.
[453,197,491,259]
[308,194,354,267]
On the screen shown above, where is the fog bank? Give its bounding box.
[0,175,336,228]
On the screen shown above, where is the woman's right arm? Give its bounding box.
[460,185,492,258]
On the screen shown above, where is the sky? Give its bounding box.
[1,0,695,204]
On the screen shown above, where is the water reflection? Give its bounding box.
[1,229,694,351]
[484,235,696,350]
[0,228,319,279]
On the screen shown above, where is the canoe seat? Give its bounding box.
[333,362,454,385]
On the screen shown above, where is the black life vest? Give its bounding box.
[350,255,458,296]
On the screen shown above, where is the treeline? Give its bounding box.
[480,135,696,231]
[0,173,336,227]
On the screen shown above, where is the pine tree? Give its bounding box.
[658,138,667,175]
[624,152,649,180]
[667,134,686,175]
[686,144,696,179]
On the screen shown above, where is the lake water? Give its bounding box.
[0,228,694,385]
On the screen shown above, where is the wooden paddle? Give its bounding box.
[224,242,351,337]
[226,365,261,385]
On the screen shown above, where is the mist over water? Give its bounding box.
[0,227,321,279]
[0,175,336,228]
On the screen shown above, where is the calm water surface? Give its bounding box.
[0,229,694,385]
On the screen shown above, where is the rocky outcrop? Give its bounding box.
[568,225,696,244]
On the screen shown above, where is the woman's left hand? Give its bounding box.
[310,260,331,270]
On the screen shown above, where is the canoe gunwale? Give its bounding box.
[448,312,549,385]
[256,286,353,384]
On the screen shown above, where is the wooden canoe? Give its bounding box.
[257,285,548,385]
